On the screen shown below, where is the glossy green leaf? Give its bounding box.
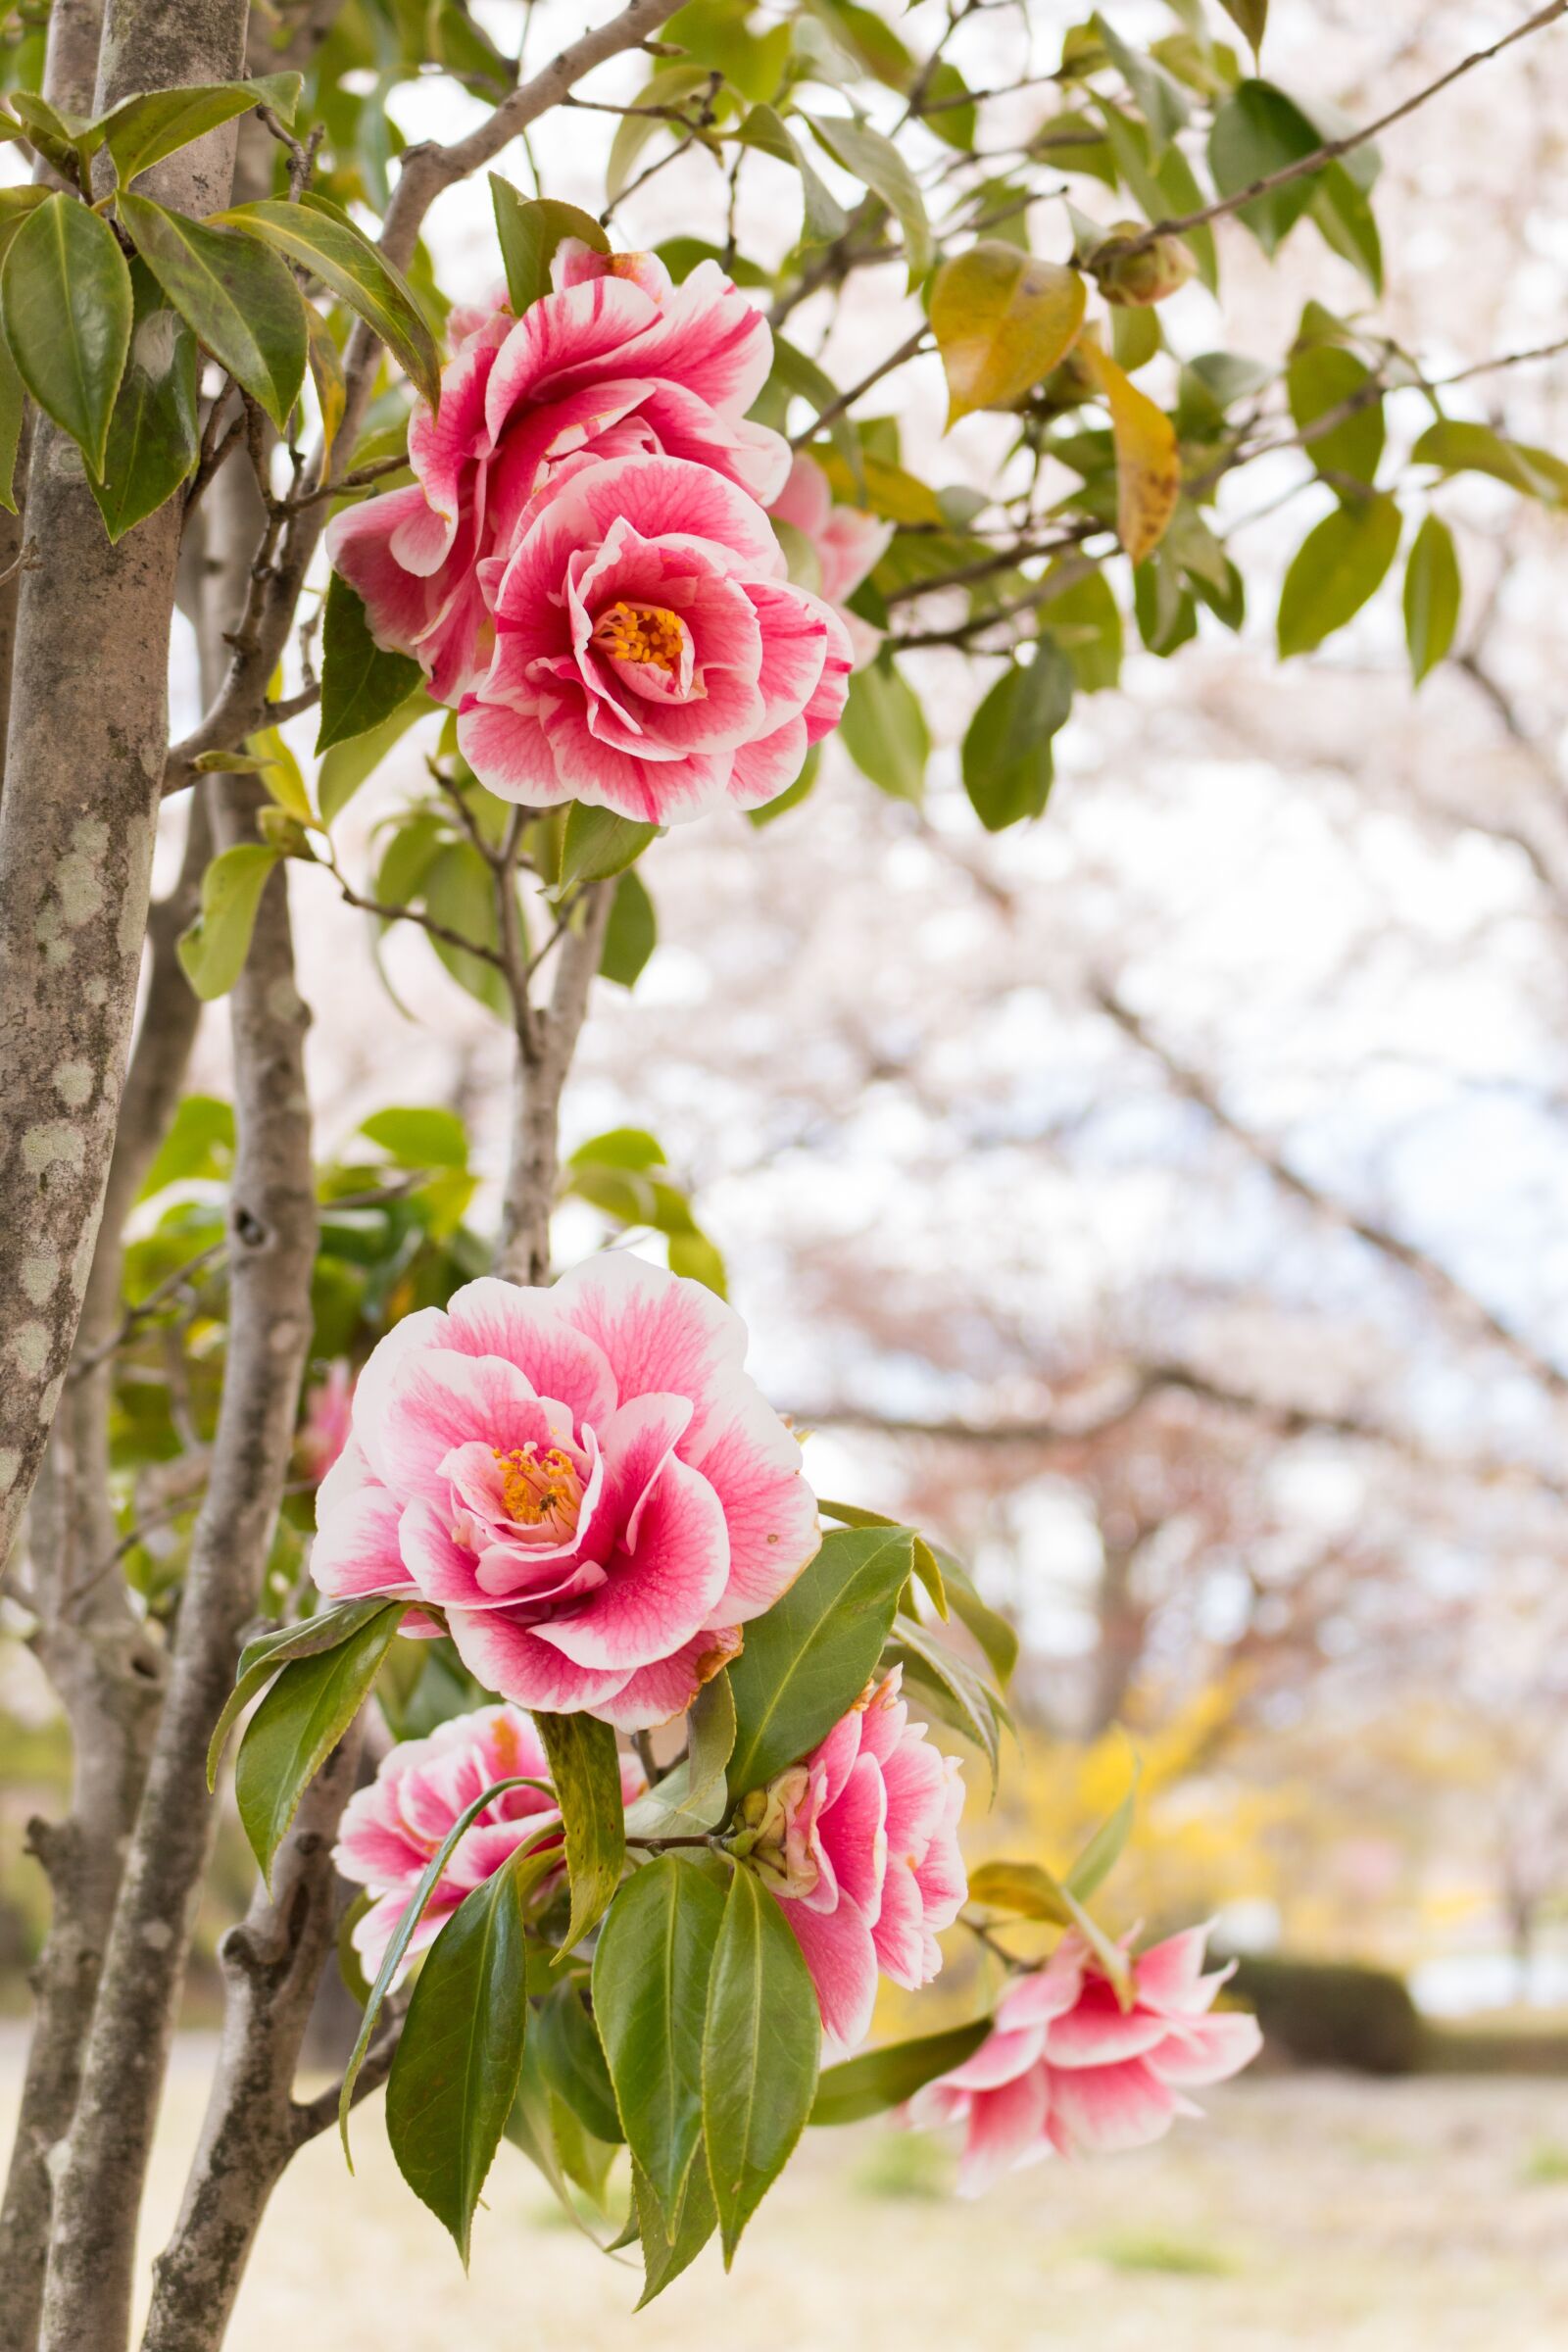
[548,803,659,891]
[1286,342,1383,494]
[810,2019,991,2126]
[1411,417,1568,505]
[600,867,656,989]
[490,178,609,313]
[119,191,305,431]
[961,642,1073,831]
[176,843,281,1002]
[385,1845,530,2263]
[936,1549,1019,1688]
[88,258,199,540]
[318,571,422,751]
[886,1615,1008,1794]
[136,1091,233,1200]
[592,1856,728,2235]
[213,195,440,409]
[726,1524,914,1798]
[1,192,131,475]
[1402,512,1460,687]
[624,1672,736,1840]
[807,111,931,283]
[931,242,1086,425]
[531,1709,627,1960]
[534,1982,623,2146]
[360,1104,468,1170]
[207,1596,400,1789]
[633,2152,717,2305]
[839,659,928,804]
[1277,491,1401,657]
[703,1862,819,2262]
[422,840,512,1019]
[99,73,302,187]
[317,692,436,825]
[1207,79,1323,253]
[233,1603,403,1882]
[507,2035,620,2236]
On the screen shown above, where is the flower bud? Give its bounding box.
[1091,220,1196,308]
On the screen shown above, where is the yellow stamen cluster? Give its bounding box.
[492,1442,582,1536]
[592,600,684,672]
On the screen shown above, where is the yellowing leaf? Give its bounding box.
[930,242,1086,427]
[1080,340,1180,564]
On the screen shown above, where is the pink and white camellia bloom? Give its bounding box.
[310,1255,819,1731]
[334,1702,645,1983]
[325,242,790,705]
[768,453,894,670]
[455,450,854,823]
[297,1358,354,1485]
[906,1924,1262,2195]
[738,1667,966,2056]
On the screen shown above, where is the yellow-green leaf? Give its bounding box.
[931,243,1086,426]
[1080,339,1180,564]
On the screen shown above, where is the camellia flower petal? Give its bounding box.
[310,1256,819,1730]
[738,1667,966,2056]
[455,451,854,823]
[768,453,894,669]
[333,1701,645,1984]
[324,243,790,705]
[905,1923,1262,2194]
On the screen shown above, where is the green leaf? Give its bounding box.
[212,195,440,410]
[233,1603,403,1883]
[0,327,23,514]
[317,692,436,825]
[1277,491,1401,657]
[385,1844,530,2264]
[1216,0,1267,57]
[966,1859,1131,1999]
[1286,342,1383,494]
[568,1126,664,1173]
[207,1596,399,1788]
[534,1982,623,2146]
[1309,161,1381,294]
[0,192,131,475]
[339,1779,558,2156]
[667,1229,726,1296]
[86,257,199,539]
[489,178,609,313]
[726,1524,914,1797]
[99,74,303,187]
[937,1549,1019,1688]
[632,2152,717,2306]
[137,1092,234,1200]
[422,840,512,1019]
[931,243,1086,425]
[507,2035,620,2233]
[806,112,931,284]
[960,642,1073,831]
[735,105,847,244]
[886,1615,1008,1794]
[359,1104,468,1170]
[1411,417,1568,505]
[809,2019,991,2126]
[607,66,713,205]
[592,1855,728,2235]
[318,572,422,751]
[1207,78,1323,253]
[548,802,659,890]
[1045,569,1123,692]
[1402,512,1460,687]
[702,1862,819,2263]
[1065,1764,1140,1902]
[838,659,928,804]
[118,191,305,432]
[1091,14,1191,155]
[600,867,656,989]
[530,1709,627,1960]
[176,844,281,1002]
[624,1672,736,1840]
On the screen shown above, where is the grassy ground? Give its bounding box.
[7,2039,1568,2348]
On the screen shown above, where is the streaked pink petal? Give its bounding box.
[780,1890,878,2055]
[1049,2055,1179,2154]
[441,1277,618,1430]
[955,2068,1051,2198]
[534,1455,728,1670]
[1148,2010,1262,2088]
[311,1483,416,1600]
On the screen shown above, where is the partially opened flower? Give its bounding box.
[334,1702,645,1983]
[325,243,789,703]
[297,1359,354,1485]
[311,1255,818,1730]
[906,1924,1262,2194]
[739,1667,966,2055]
[768,453,893,668]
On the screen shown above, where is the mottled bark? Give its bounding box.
[0,0,249,1572]
[498,884,613,1286]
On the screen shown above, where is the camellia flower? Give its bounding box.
[768,453,893,669]
[311,1255,819,1730]
[297,1359,354,1485]
[736,1667,966,2055]
[906,1924,1262,2194]
[325,242,790,704]
[455,450,854,823]
[334,1702,646,1983]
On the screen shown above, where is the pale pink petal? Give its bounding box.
[1049,2056,1179,2154]
[445,1603,630,1716]
[939,2025,1046,2093]
[311,1484,416,1600]
[1132,1924,1222,2017]
[567,453,782,574]
[688,1382,818,1622]
[637,380,790,504]
[456,697,565,807]
[996,1940,1088,2033]
[533,1455,728,1670]
[485,276,662,436]
[869,1854,928,1987]
[350,1306,451,1492]
[326,487,447,657]
[594,1391,695,1549]
[1148,2011,1262,2088]
[955,2068,1052,2198]
[614,260,774,416]
[780,1891,879,2055]
[727,714,808,810]
[441,1277,619,1430]
[770,454,833,542]
[552,1252,750,1458]
[816,506,894,606]
[592,1625,743,1731]
[1042,1982,1173,2070]
[375,1349,563,1505]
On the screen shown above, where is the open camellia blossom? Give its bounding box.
[768,453,894,670]
[739,1667,966,2055]
[311,1256,819,1730]
[456,450,854,822]
[326,242,790,705]
[906,1924,1263,2195]
[334,1702,645,1983]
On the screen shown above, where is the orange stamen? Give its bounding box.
[491,1442,582,1538]
[592,600,685,672]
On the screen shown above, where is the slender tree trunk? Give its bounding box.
[498,885,612,1284]
[0,0,250,1571]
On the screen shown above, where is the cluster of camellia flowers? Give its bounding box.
[326,243,890,825]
